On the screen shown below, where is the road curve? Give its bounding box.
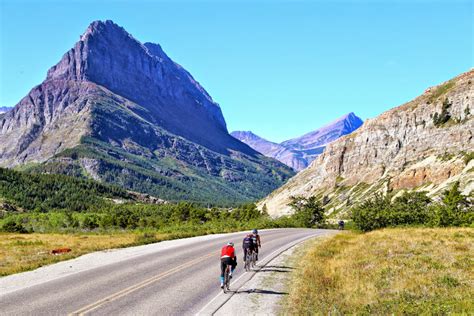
[0,228,334,315]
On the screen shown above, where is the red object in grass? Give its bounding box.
[51,248,72,255]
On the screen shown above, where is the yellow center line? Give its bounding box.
[69,252,215,316]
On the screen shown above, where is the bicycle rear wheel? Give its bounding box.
[223,266,230,293]
[245,253,251,271]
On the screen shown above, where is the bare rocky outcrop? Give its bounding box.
[260,70,474,217]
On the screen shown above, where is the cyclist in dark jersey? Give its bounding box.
[242,234,255,263]
[251,229,261,260]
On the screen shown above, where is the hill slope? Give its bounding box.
[260,70,474,216]
[0,167,142,213]
[232,113,363,171]
[0,20,294,205]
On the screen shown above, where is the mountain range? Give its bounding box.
[0,20,294,205]
[260,70,474,217]
[0,107,12,114]
[231,112,363,171]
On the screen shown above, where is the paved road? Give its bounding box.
[0,228,334,315]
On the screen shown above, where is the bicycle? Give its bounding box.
[251,250,257,269]
[244,249,253,272]
[223,264,231,293]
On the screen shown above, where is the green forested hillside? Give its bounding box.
[0,167,132,212]
[23,135,294,207]
[0,167,299,233]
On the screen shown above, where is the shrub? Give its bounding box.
[433,98,452,127]
[1,217,28,233]
[288,196,326,227]
[429,182,474,227]
[351,184,473,231]
[350,194,392,231]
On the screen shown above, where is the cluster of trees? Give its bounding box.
[0,201,274,233]
[0,167,130,212]
[351,183,473,231]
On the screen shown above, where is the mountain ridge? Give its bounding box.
[231,112,363,171]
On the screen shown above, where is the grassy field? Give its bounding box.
[285,228,473,315]
[0,230,216,276]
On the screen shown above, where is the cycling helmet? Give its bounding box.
[227,242,234,246]
[252,229,258,234]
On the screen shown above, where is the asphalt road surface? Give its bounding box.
[0,228,335,315]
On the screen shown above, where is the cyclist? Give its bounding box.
[220,242,237,289]
[338,220,345,230]
[242,233,255,263]
[251,229,261,260]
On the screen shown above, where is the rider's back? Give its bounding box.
[221,245,235,258]
[242,235,254,249]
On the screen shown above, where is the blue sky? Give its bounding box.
[0,0,472,142]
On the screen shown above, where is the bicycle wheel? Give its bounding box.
[251,251,256,268]
[223,266,229,293]
[226,266,231,291]
[245,253,250,271]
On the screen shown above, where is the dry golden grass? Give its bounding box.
[285,228,474,315]
[0,232,173,276]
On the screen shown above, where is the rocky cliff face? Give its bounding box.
[232,113,363,171]
[260,70,474,217]
[0,20,294,205]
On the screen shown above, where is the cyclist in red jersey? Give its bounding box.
[220,242,237,288]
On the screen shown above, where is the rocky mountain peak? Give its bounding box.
[231,131,266,142]
[82,20,125,38]
[43,20,228,150]
[281,112,363,150]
